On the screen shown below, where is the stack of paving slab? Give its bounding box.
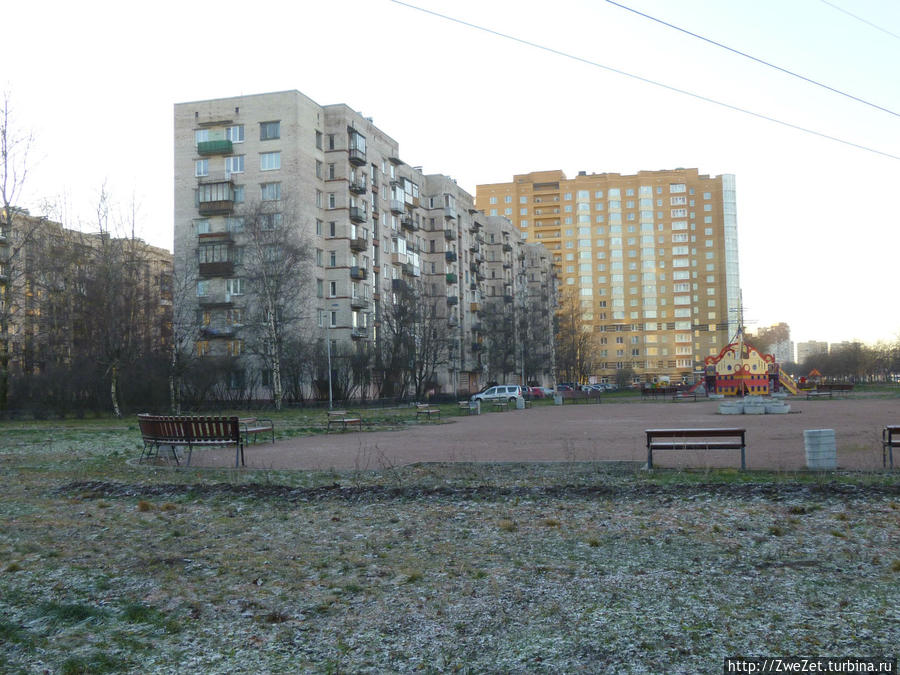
[718,396,791,415]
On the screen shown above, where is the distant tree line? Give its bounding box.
[782,340,900,383]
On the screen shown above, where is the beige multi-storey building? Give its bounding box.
[174,91,555,398]
[0,209,172,378]
[797,341,829,365]
[477,169,740,384]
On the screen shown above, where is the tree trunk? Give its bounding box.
[110,361,121,418]
[272,358,283,411]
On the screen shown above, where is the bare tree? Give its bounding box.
[378,278,449,400]
[0,91,36,409]
[554,287,596,384]
[237,198,313,410]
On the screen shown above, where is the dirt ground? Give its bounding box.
[188,396,899,472]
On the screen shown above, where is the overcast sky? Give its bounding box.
[5,0,899,346]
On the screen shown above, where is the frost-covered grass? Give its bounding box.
[1,422,898,673]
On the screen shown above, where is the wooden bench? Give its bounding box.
[326,410,363,432]
[806,390,833,400]
[138,414,244,467]
[672,392,699,402]
[239,417,274,444]
[492,400,509,412]
[562,390,602,404]
[415,403,441,421]
[645,427,747,470]
[882,425,899,469]
[458,401,477,415]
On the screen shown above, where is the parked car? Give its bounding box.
[540,387,555,397]
[556,384,573,392]
[527,386,545,399]
[471,385,525,403]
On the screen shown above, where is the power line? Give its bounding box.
[605,0,900,119]
[389,0,900,162]
[819,0,900,42]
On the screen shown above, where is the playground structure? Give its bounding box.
[704,329,799,397]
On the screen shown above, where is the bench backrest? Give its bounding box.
[646,428,745,440]
[138,414,240,443]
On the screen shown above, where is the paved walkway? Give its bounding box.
[177,397,898,472]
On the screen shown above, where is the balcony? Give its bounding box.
[448,316,459,327]
[349,148,366,166]
[445,272,457,284]
[444,229,455,241]
[470,302,481,313]
[198,293,234,307]
[0,265,7,281]
[197,139,233,156]
[503,262,512,270]
[349,179,367,194]
[0,228,8,245]
[349,207,367,223]
[447,295,459,306]
[470,242,480,253]
[444,206,458,220]
[350,296,369,310]
[504,294,514,303]
[390,199,405,214]
[198,261,235,278]
[400,216,416,232]
[471,343,482,352]
[197,176,235,216]
[472,322,482,332]
[401,262,415,276]
[349,237,367,252]
[349,266,367,280]
[502,242,512,252]
[445,251,457,263]
[391,278,408,291]
[351,326,367,339]
[201,325,236,338]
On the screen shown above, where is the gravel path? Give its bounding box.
[188,397,898,471]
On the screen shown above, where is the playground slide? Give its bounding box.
[778,371,799,395]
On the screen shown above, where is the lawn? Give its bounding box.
[1,417,898,673]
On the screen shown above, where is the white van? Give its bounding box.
[471,385,524,402]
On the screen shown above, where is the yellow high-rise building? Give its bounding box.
[476,169,740,384]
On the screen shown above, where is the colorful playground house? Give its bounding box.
[704,332,799,396]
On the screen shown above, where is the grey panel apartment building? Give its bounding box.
[174,90,556,399]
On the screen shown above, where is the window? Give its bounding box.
[260,152,281,171]
[315,131,323,149]
[196,340,209,357]
[196,280,209,297]
[193,219,210,234]
[316,279,324,298]
[315,160,323,178]
[224,155,244,175]
[328,193,336,209]
[195,159,208,177]
[329,251,337,267]
[226,125,244,142]
[329,280,337,297]
[260,121,280,140]
[195,129,209,145]
[233,185,244,203]
[670,183,686,193]
[226,278,245,296]
[261,182,281,201]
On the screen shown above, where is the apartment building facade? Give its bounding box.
[476,169,740,384]
[174,91,555,398]
[796,341,829,365]
[0,209,173,378]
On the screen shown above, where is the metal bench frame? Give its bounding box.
[645,427,747,470]
[138,414,244,467]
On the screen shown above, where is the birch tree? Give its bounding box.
[238,198,312,410]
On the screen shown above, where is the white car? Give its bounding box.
[471,385,524,402]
